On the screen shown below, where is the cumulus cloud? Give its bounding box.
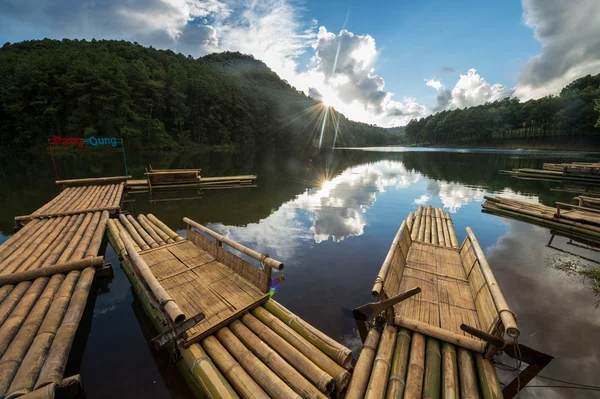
[426,69,513,112]
[515,0,600,100]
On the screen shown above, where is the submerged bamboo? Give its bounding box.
[229,320,327,399]
[216,327,301,399]
[120,232,184,323]
[346,326,382,399]
[201,336,269,399]
[365,324,396,399]
[385,328,411,399]
[263,300,352,368]
[241,313,333,394]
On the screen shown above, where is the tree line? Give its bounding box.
[405,74,600,145]
[0,39,400,150]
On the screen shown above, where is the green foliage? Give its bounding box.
[405,74,600,145]
[0,39,399,149]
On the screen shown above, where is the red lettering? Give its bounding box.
[52,136,61,146]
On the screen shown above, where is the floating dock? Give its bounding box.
[106,213,354,398]
[482,195,600,246]
[501,162,600,185]
[347,206,550,399]
[0,181,121,397]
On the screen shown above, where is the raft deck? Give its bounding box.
[107,213,354,397]
[0,182,122,397]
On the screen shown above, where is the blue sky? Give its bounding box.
[1,0,599,127]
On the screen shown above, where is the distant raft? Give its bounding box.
[501,162,600,185]
[106,213,353,398]
[347,206,522,399]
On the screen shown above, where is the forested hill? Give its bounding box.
[405,74,600,146]
[0,39,398,150]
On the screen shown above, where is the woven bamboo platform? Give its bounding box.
[482,196,600,245]
[347,206,517,399]
[14,183,124,226]
[0,186,112,397]
[107,214,354,398]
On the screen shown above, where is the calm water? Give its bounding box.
[1,147,599,398]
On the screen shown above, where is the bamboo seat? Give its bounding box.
[372,206,519,355]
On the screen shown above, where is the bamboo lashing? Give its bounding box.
[466,227,519,338]
[0,257,103,286]
[184,218,283,271]
[120,232,185,323]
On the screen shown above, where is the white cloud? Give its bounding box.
[515,0,600,100]
[427,69,513,112]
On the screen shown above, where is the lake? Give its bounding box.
[0,146,599,399]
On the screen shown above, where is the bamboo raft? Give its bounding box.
[127,175,257,192]
[14,184,125,226]
[501,162,600,185]
[347,206,518,399]
[482,196,600,245]
[106,213,354,398]
[0,188,113,397]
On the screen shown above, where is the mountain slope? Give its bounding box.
[0,39,398,149]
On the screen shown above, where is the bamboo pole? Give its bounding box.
[457,348,479,399]
[201,336,269,399]
[0,219,41,261]
[394,315,486,353]
[32,189,69,215]
[439,209,451,247]
[119,214,150,251]
[127,214,158,248]
[5,271,80,397]
[120,232,184,323]
[435,209,445,246]
[15,205,120,223]
[141,215,174,244]
[44,187,81,214]
[251,307,350,390]
[137,215,166,246]
[411,206,423,240]
[0,282,32,326]
[216,326,301,399]
[35,268,96,389]
[445,212,459,248]
[365,324,396,399]
[406,212,414,232]
[56,176,131,185]
[0,257,103,286]
[263,300,352,368]
[385,328,411,399]
[431,210,439,245]
[14,217,73,273]
[424,206,432,244]
[148,214,184,242]
[185,218,283,270]
[0,219,58,274]
[180,343,240,399]
[0,285,14,304]
[373,221,407,297]
[110,183,125,208]
[87,185,107,209]
[441,343,459,399]
[346,326,382,399]
[466,227,519,338]
[71,186,97,212]
[418,208,426,241]
[229,320,328,399]
[100,184,117,209]
[200,175,255,183]
[0,277,50,358]
[85,211,110,257]
[107,220,126,255]
[475,354,502,399]
[241,313,333,394]
[404,332,425,399]
[69,212,101,261]
[44,214,86,266]
[423,338,441,399]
